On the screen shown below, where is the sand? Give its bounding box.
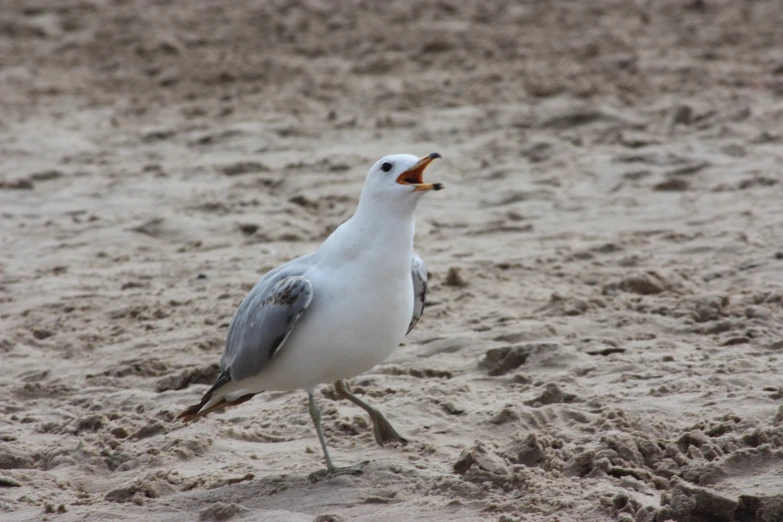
[2,1,783,521]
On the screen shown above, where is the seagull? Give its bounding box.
[177,152,443,476]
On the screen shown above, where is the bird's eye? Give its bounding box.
[380,162,393,173]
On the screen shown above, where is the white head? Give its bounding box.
[356,152,443,215]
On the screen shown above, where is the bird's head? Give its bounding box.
[359,153,443,213]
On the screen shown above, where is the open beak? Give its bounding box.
[396,152,444,192]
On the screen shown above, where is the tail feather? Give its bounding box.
[176,368,258,423]
[177,402,206,423]
[177,393,257,423]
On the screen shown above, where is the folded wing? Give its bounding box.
[223,275,313,381]
[407,253,428,334]
[178,269,313,422]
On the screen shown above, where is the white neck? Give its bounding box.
[317,196,417,269]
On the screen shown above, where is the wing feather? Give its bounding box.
[177,268,314,422]
[407,253,428,334]
[222,275,313,381]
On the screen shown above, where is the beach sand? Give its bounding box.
[2,1,783,520]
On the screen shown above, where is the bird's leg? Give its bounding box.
[307,391,365,476]
[334,379,409,446]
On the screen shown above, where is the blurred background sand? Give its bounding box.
[1,1,783,520]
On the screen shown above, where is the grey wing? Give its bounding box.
[221,272,313,382]
[407,253,428,334]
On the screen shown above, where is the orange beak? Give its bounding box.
[396,152,444,191]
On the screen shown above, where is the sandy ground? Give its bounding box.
[2,1,783,521]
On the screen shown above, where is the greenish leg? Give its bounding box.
[334,379,409,446]
[307,391,365,476]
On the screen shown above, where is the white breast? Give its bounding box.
[241,257,413,392]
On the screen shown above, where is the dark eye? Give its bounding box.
[380,162,393,173]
